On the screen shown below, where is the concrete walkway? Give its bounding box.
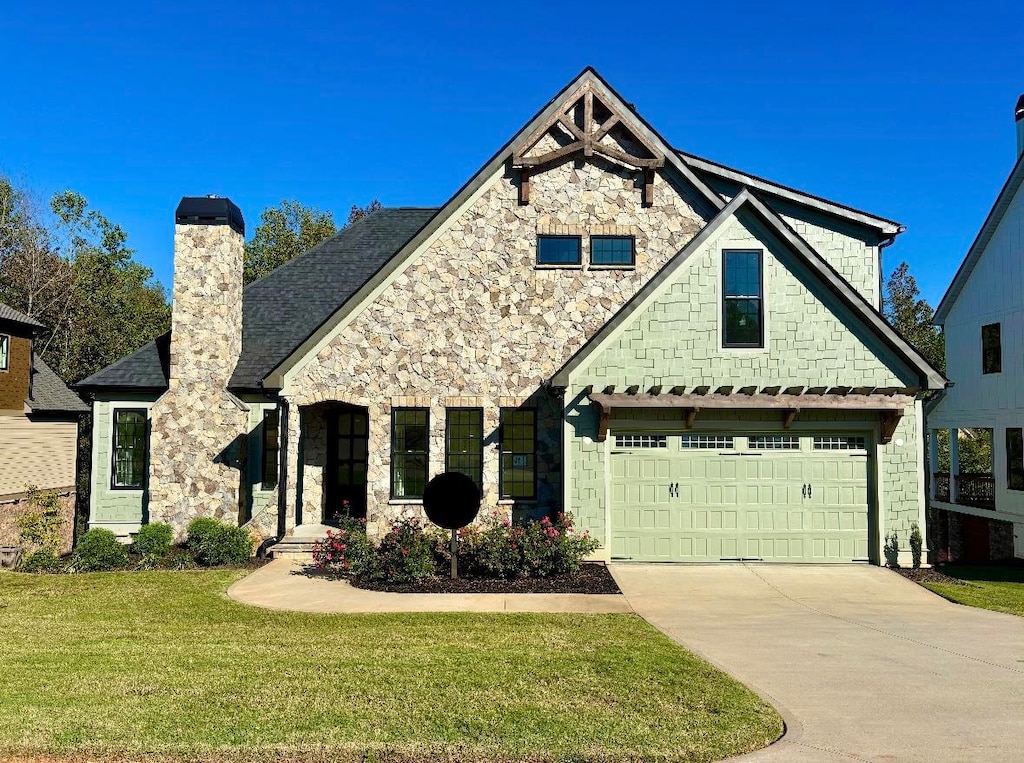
[611,564,1024,763]
[227,558,632,613]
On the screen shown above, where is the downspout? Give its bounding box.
[877,226,906,311]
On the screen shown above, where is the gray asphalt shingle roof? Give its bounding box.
[28,355,89,413]
[0,302,46,330]
[77,207,437,392]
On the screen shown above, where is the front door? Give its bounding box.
[326,405,369,522]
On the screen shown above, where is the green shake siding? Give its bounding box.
[565,211,924,561]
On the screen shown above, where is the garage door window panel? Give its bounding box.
[680,435,734,449]
[748,435,799,450]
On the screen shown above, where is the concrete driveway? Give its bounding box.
[611,564,1024,762]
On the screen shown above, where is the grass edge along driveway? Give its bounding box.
[0,569,781,763]
[921,564,1024,618]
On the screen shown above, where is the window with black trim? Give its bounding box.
[982,323,1001,374]
[0,334,8,371]
[391,408,429,499]
[536,235,581,266]
[446,408,483,490]
[590,235,635,266]
[261,408,280,490]
[112,409,147,489]
[1007,428,1024,491]
[723,250,763,347]
[500,408,535,499]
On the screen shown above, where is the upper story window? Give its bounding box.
[536,235,581,266]
[391,408,429,499]
[723,250,763,348]
[0,334,8,371]
[590,236,635,266]
[261,408,280,490]
[112,409,147,489]
[982,323,1001,374]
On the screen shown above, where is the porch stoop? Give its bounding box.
[269,524,332,562]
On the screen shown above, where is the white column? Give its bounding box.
[928,430,939,499]
[949,428,960,502]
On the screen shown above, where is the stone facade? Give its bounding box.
[148,223,249,534]
[0,489,76,555]
[287,157,708,535]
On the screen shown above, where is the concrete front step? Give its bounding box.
[269,523,332,561]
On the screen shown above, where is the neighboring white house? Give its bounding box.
[928,95,1024,562]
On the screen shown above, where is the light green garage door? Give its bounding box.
[609,433,871,563]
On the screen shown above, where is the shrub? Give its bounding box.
[909,523,923,569]
[884,530,900,568]
[452,511,599,579]
[20,548,62,573]
[70,528,130,572]
[133,523,173,558]
[367,518,437,583]
[187,518,253,567]
[312,517,375,577]
[16,486,64,553]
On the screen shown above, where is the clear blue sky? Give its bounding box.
[2,1,1022,307]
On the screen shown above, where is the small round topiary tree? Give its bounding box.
[71,528,130,572]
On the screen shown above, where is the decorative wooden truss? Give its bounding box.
[512,84,665,205]
[586,386,917,444]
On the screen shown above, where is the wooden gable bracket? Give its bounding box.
[880,410,902,445]
[512,85,665,207]
[597,403,610,442]
[685,407,699,429]
[782,408,799,429]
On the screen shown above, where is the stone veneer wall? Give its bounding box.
[0,489,76,554]
[288,158,710,535]
[148,224,248,534]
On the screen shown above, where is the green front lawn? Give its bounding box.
[923,565,1024,617]
[0,570,780,762]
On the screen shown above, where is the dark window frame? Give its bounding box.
[536,235,582,266]
[1007,428,1024,491]
[445,407,484,491]
[0,333,9,371]
[499,408,537,500]
[261,408,280,491]
[722,249,764,348]
[982,323,1001,374]
[110,408,148,490]
[391,407,430,500]
[589,235,636,267]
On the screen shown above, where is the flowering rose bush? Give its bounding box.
[367,518,436,583]
[311,517,374,577]
[448,511,599,579]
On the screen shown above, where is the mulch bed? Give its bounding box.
[348,563,622,594]
[892,567,971,586]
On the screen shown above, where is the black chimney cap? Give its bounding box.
[175,196,244,235]
[1016,94,1024,121]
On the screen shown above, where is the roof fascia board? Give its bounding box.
[679,151,902,235]
[266,68,728,389]
[551,191,751,387]
[935,153,1024,323]
[741,191,946,390]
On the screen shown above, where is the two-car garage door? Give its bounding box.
[609,432,872,563]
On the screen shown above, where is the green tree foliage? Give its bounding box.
[0,176,170,383]
[242,199,383,285]
[883,261,945,373]
[243,200,338,285]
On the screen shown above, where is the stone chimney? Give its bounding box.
[148,197,249,533]
[1016,95,1024,158]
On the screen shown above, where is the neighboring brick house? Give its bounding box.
[927,95,1024,562]
[0,303,88,553]
[78,69,944,565]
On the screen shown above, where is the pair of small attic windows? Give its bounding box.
[536,235,634,268]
